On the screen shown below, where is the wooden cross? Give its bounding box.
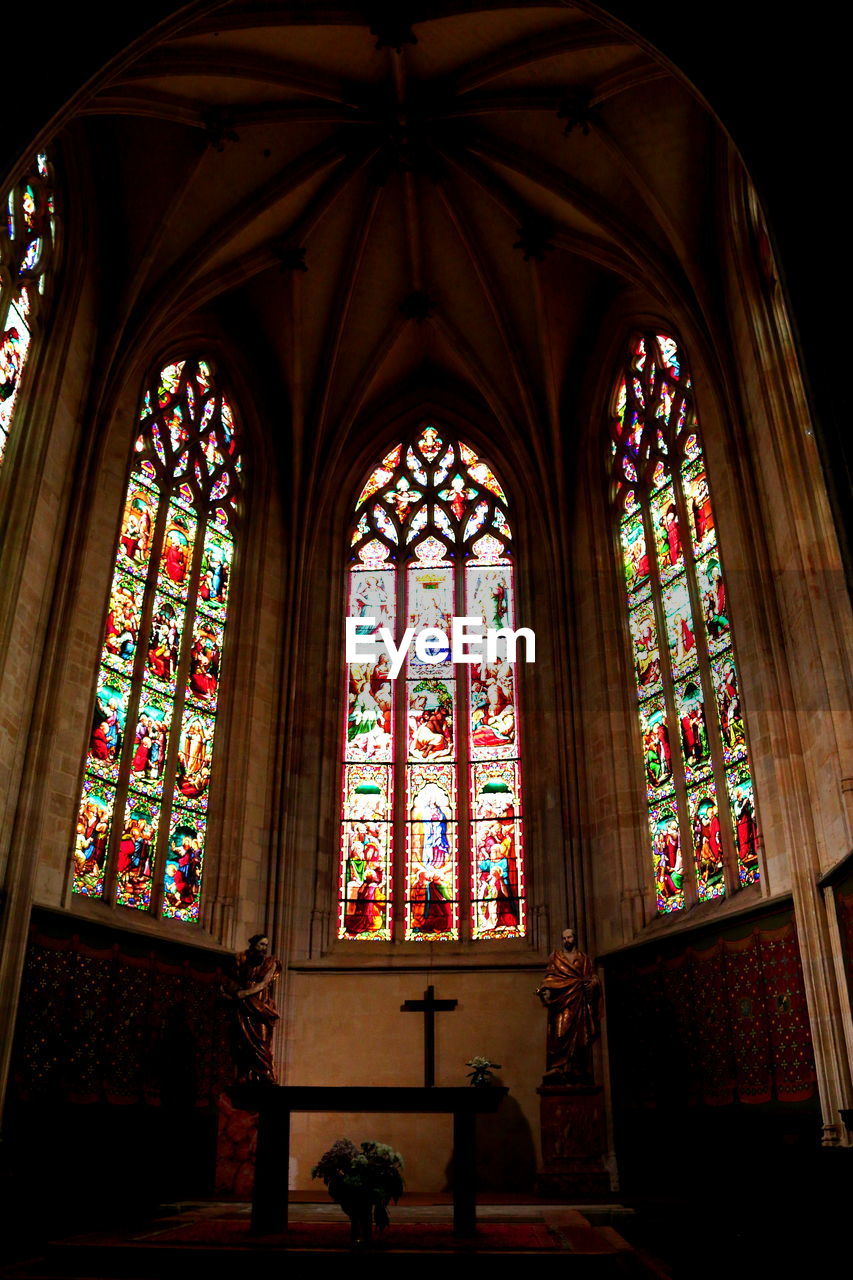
[400,984,458,1087]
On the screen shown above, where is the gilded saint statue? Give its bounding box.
[224,933,282,1084]
[536,926,602,1084]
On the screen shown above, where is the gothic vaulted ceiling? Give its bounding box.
[74,1,721,462]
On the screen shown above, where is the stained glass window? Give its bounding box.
[341,426,526,942]
[609,332,760,914]
[72,358,243,923]
[0,153,55,469]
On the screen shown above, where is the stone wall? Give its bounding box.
[283,968,544,1192]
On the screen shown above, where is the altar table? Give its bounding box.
[230,1084,508,1236]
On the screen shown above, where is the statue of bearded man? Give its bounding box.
[536,926,602,1084]
[225,933,282,1084]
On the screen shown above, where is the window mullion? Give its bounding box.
[72,358,244,926]
[671,466,739,898]
[611,333,762,916]
[346,428,522,945]
[103,490,169,907]
[149,508,208,918]
[640,495,698,909]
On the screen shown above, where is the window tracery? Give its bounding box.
[609,332,760,912]
[72,357,243,923]
[341,425,526,942]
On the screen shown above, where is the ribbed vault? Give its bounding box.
[74,1,723,465]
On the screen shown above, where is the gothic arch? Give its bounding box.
[0,0,851,1177]
[8,324,284,951]
[273,392,576,962]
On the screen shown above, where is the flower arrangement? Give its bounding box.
[312,1139,404,1244]
[466,1055,502,1086]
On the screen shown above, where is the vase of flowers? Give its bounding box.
[312,1139,404,1247]
[466,1055,501,1086]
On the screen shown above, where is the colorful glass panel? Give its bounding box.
[466,560,524,938]
[158,504,196,603]
[471,761,524,939]
[629,593,663,698]
[682,456,716,558]
[662,577,697,679]
[650,800,684,913]
[406,762,457,941]
[639,695,675,797]
[174,708,216,809]
[103,570,147,679]
[467,584,518,762]
[86,672,131,785]
[619,512,649,594]
[72,358,243,918]
[407,676,454,761]
[73,781,116,900]
[356,444,402,508]
[144,592,183,695]
[405,563,457,940]
[0,154,55,468]
[727,763,760,886]
[340,563,396,938]
[688,780,725,901]
[674,677,712,783]
[696,551,730,654]
[711,653,748,766]
[340,763,392,939]
[650,485,684,584]
[342,427,525,941]
[186,614,223,712]
[609,332,761,913]
[162,809,207,920]
[115,792,161,910]
[117,478,159,576]
[126,691,172,798]
[347,659,394,762]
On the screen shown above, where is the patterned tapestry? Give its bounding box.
[607,920,816,1107]
[11,925,233,1106]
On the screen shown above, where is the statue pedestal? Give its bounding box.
[536,1084,610,1195]
[215,1092,258,1199]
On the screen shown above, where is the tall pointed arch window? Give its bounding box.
[609,331,760,914]
[1,153,56,468]
[72,358,243,923]
[340,425,526,943]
